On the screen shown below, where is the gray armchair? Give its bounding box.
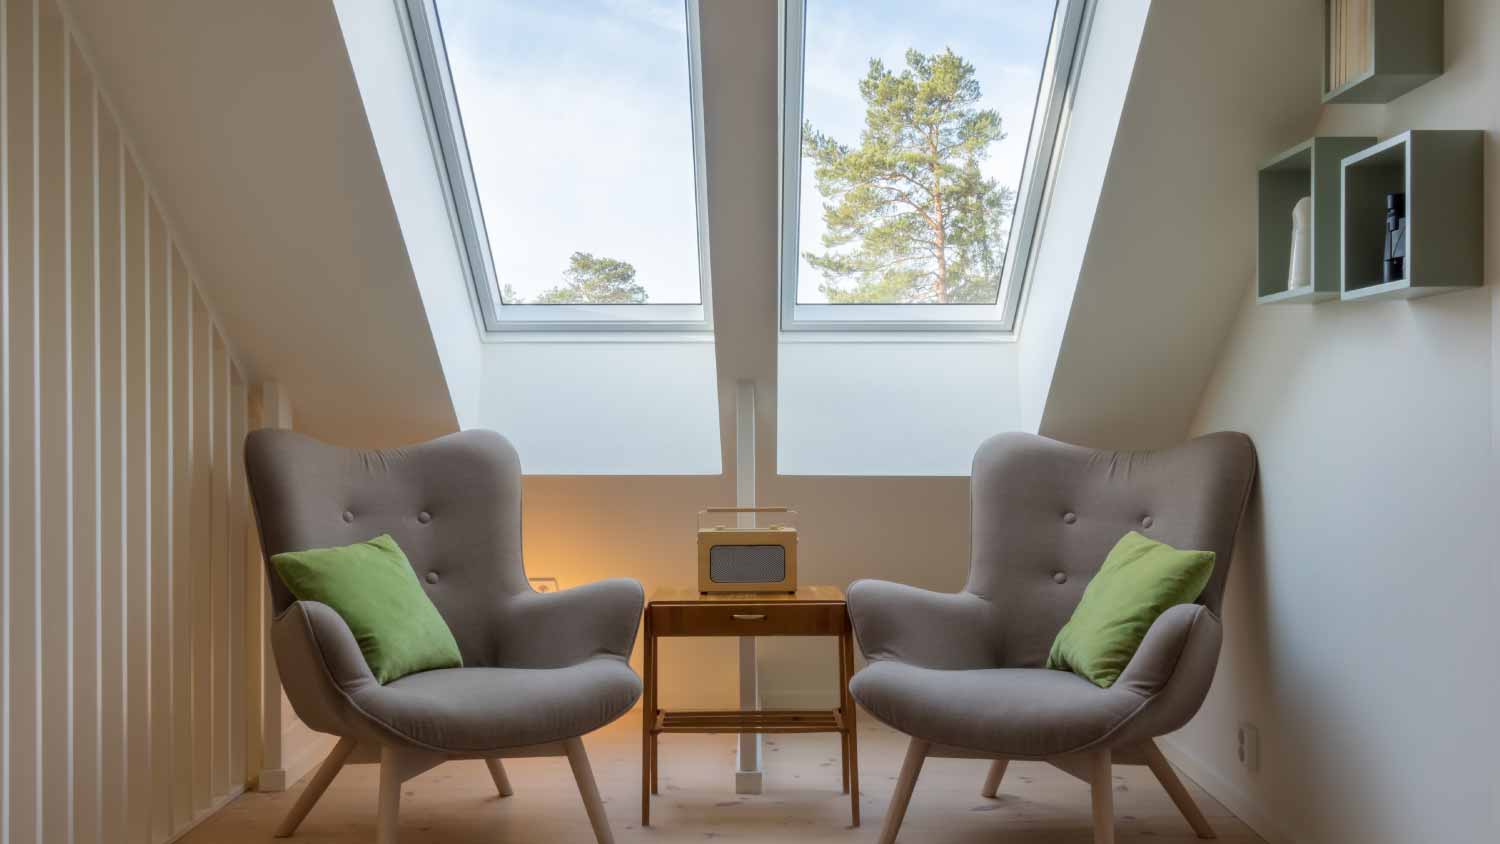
[245,429,644,844]
[848,432,1256,844]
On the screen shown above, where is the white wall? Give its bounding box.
[478,338,722,476]
[778,339,1020,477]
[2,1,257,841]
[1177,2,1500,841]
[1029,0,1324,449]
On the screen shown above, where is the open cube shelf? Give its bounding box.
[1340,130,1484,302]
[1257,137,1374,305]
[1323,0,1443,104]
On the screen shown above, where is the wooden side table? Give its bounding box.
[641,585,859,827]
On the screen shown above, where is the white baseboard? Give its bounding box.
[259,732,339,793]
[1157,736,1295,844]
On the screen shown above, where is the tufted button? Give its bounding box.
[1062,512,1077,525]
[425,571,440,585]
[341,511,354,523]
[1141,516,1154,529]
[417,511,432,524]
[1052,571,1068,584]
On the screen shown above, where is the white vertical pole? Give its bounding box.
[733,379,762,795]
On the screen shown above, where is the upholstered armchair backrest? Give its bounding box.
[967,432,1257,669]
[244,428,530,667]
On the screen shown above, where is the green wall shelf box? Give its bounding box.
[1323,0,1443,104]
[1258,137,1374,305]
[1340,130,1484,302]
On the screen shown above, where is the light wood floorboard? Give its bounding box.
[183,713,1264,843]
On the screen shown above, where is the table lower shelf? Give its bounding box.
[654,709,843,735]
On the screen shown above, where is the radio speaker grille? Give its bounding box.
[708,545,787,583]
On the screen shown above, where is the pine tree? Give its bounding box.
[802,48,1013,304]
[535,252,648,304]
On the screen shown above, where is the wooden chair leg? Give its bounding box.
[377,747,403,844]
[877,738,929,844]
[1089,750,1114,844]
[1142,741,1216,838]
[841,730,851,793]
[484,758,514,798]
[840,623,861,827]
[980,759,1008,799]
[275,737,356,837]
[565,737,615,844]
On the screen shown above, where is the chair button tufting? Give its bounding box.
[1062,512,1077,524]
[341,511,354,523]
[425,572,440,584]
[1052,571,1068,584]
[1141,516,1154,528]
[417,511,432,524]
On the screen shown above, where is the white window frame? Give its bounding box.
[777,0,1091,334]
[404,0,715,333]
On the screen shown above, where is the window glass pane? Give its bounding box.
[795,0,1056,305]
[435,0,703,305]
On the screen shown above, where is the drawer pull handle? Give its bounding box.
[732,613,767,621]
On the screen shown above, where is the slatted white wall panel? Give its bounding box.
[2,1,259,841]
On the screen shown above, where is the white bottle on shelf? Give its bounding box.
[1287,195,1312,290]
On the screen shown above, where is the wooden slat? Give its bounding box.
[147,199,173,843]
[189,287,211,813]
[37,2,73,840]
[67,35,98,844]
[229,368,247,783]
[168,244,192,830]
[1,4,267,836]
[656,709,842,735]
[122,138,150,844]
[93,87,126,844]
[6,1,43,840]
[210,329,229,799]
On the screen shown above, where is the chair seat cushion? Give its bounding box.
[850,661,1145,758]
[348,656,642,754]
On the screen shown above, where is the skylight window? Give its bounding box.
[408,0,712,330]
[779,0,1089,332]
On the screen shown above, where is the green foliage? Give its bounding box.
[802,48,1014,304]
[500,283,524,304]
[535,251,648,304]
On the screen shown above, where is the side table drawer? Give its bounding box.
[650,601,845,637]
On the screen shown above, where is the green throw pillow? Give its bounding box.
[272,534,462,684]
[1047,531,1215,689]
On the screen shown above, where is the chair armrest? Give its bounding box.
[271,600,380,736]
[846,579,1003,670]
[1114,603,1223,699]
[490,578,646,669]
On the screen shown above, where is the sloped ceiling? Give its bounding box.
[61,0,1327,458]
[61,0,460,446]
[1034,0,1323,449]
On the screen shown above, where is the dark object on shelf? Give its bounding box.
[1383,191,1406,283]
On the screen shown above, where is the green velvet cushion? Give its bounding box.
[1047,531,1215,688]
[271,534,462,684]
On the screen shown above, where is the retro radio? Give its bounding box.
[697,507,798,593]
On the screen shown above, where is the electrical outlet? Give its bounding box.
[1236,722,1260,772]
[529,576,560,594]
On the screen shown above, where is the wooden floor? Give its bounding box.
[188,712,1265,843]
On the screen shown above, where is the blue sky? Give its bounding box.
[435,0,1056,304]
